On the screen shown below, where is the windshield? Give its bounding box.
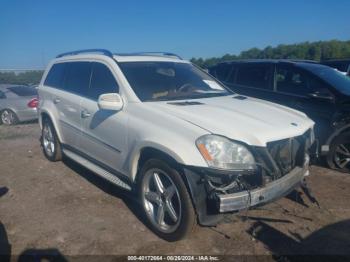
[301,64,350,96]
[118,62,231,101]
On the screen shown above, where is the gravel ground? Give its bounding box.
[0,123,350,260]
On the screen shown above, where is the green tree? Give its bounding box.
[191,40,350,68]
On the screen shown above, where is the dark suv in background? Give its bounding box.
[321,59,350,76]
[209,60,350,172]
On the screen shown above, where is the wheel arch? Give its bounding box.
[131,145,223,226]
[131,146,185,183]
[40,110,63,143]
[326,124,350,147]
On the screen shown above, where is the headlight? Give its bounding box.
[196,135,255,170]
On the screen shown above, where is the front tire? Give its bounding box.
[0,109,18,125]
[139,159,196,241]
[327,132,350,173]
[41,118,62,162]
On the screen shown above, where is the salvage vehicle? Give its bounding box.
[0,85,38,125]
[38,50,314,241]
[209,60,350,172]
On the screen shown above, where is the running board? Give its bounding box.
[62,148,132,191]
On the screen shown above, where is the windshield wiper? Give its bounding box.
[145,92,230,102]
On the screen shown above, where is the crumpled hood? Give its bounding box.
[150,95,314,147]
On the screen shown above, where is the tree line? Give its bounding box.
[190,39,350,68]
[1,40,349,85]
[0,71,44,85]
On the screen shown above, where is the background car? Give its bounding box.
[209,60,350,172]
[0,84,38,125]
[321,59,350,76]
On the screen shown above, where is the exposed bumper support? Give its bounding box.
[218,166,308,213]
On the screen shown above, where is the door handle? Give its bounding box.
[81,110,91,118]
[53,98,61,104]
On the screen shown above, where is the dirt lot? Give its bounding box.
[1,123,350,259]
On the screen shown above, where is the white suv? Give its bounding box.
[38,49,314,241]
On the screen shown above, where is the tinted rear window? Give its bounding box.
[63,62,92,96]
[236,64,272,89]
[7,86,37,97]
[44,63,66,89]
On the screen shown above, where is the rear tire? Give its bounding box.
[327,132,350,173]
[41,118,62,162]
[0,109,19,125]
[139,159,196,241]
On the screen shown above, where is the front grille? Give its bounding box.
[267,132,309,175]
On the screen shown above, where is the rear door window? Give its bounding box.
[87,62,119,100]
[63,62,92,96]
[0,90,6,99]
[236,64,273,90]
[44,63,66,89]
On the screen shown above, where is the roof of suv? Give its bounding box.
[322,59,350,63]
[113,54,187,63]
[54,49,187,63]
[215,59,319,66]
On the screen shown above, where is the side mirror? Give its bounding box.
[98,93,124,111]
[308,92,334,101]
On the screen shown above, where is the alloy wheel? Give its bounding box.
[141,168,182,233]
[42,123,55,157]
[334,143,350,170]
[1,110,14,125]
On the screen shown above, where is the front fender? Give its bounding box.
[127,141,190,182]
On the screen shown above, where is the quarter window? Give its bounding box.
[44,63,66,89]
[236,64,272,89]
[88,63,119,100]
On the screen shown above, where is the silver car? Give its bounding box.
[0,84,38,125]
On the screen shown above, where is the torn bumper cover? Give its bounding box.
[218,166,308,213]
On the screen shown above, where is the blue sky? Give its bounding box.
[0,0,349,69]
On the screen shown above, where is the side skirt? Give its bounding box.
[62,145,132,191]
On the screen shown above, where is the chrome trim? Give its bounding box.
[218,166,307,212]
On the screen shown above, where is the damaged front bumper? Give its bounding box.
[218,165,308,212]
[183,164,310,226]
[183,130,313,226]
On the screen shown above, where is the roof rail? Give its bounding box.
[56,49,113,58]
[287,59,319,64]
[115,52,182,60]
